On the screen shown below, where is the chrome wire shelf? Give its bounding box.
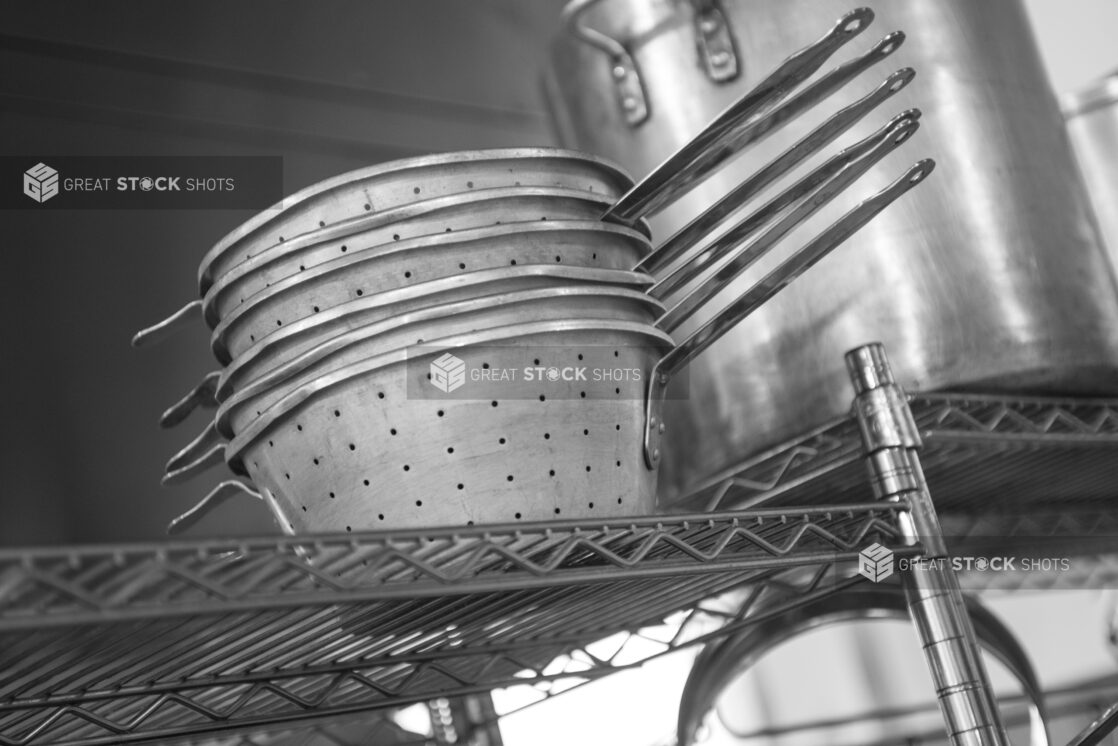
[672,393,1118,548]
[0,504,913,746]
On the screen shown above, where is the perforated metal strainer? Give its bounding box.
[217,286,665,436]
[210,223,651,362]
[217,284,664,402]
[198,148,636,292]
[203,186,646,326]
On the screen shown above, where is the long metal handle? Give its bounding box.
[658,156,933,365]
[132,300,203,348]
[846,344,1011,746]
[641,159,934,467]
[603,7,875,225]
[159,370,220,428]
[637,65,916,277]
[653,108,920,307]
[166,481,261,535]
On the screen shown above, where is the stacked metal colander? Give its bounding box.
[137,7,933,534]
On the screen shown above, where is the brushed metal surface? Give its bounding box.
[546,0,1118,499]
[1067,74,1118,280]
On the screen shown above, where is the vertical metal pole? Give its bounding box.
[846,343,1010,746]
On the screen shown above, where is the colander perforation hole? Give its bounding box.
[301,506,307,512]
[334,409,341,417]
[616,424,621,430]
[378,513,385,520]
[447,447,454,454]
[340,245,347,253]
[555,255,561,262]
[276,320,282,326]
[378,392,385,399]
[250,334,255,342]
[318,220,325,228]
[393,234,400,241]
[506,475,514,482]
[498,437,506,445]
[491,401,498,408]
[445,227,452,233]
[543,433,550,440]
[457,483,464,490]
[458,263,466,270]
[583,429,589,435]
[348,443,355,451]
[510,259,516,265]
[363,203,371,211]
[390,428,397,435]
[268,440,274,447]
[436,410,444,418]
[549,469,555,477]
[580,392,586,398]
[539,395,546,402]
[403,465,410,471]
[329,491,335,498]
[404,271,412,279]
[415,499,422,506]
[617,497,623,504]
[356,289,364,296]
[616,460,621,467]
[413,187,420,194]
[466,181,474,188]
[588,502,595,509]
[554,508,561,515]
[363,479,370,486]
[299,265,305,271]
[346,526,352,532]
[278,236,285,243]
[313,306,320,313]
[514,512,522,519]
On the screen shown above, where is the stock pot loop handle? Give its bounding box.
[641,158,936,468]
[561,0,649,126]
[561,0,743,127]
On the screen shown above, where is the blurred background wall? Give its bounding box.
[1,0,1116,545]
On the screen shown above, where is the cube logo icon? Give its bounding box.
[858,543,894,583]
[24,163,60,203]
[429,353,466,393]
